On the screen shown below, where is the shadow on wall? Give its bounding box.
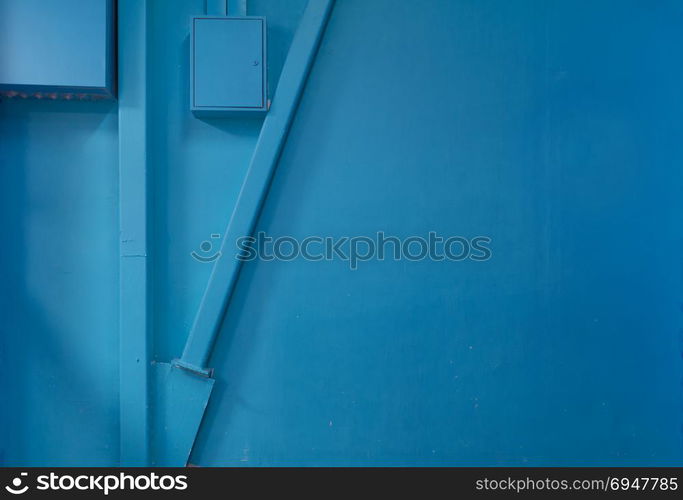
[0,99,120,466]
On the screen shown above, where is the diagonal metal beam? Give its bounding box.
[152,0,336,467]
[180,0,336,373]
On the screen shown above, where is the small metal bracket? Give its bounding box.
[171,358,214,378]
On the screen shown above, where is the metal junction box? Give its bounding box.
[0,0,115,100]
[191,16,267,116]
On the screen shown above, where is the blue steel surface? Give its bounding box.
[206,0,227,16]
[1,0,683,466]
[228,0,248,17]
[0,0,114,96]
[191,0,683,465]
[0,99,120,465]
[191,16,267,113]
[151,362,214,466]
[0,0,309,466]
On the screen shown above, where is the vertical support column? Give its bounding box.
[118,0,150,466]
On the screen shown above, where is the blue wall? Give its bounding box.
[0,0,308,466]
[191,0,683,465]
[2,0,683,466]
[0,100,119,465]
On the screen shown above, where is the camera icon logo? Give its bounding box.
[5,472,28,495]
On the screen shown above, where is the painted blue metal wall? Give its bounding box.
[2,0,683,466]
[191,0,683,465]
[0,100,119,465]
